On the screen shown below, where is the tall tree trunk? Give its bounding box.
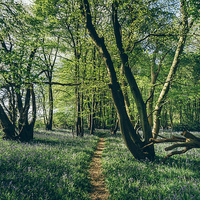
[80,91,84,136]
[120,65,135,126]
[46,76,53,130]
[80,0,154,160]
[111,2,154,153]
[152,0,193,138]
[147,44,169,127]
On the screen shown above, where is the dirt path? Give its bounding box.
[89,137,110,200]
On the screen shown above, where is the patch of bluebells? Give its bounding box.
[102,132,200,200]
[0,129,98,200]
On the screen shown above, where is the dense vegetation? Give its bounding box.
[1,129,200,199]
[0,0,200,167]
[103,131,200,199]
[0,129,98,200]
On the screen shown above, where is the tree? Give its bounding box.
[40,36,60,130]
[0,2,39,141]
[79,0,196,160]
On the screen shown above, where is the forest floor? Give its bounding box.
[89,137,110,200]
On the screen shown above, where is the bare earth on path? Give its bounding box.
[89,137,110,200]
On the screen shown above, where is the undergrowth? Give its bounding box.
[1,128,200,200]
[0,129,99,200]
[102,132,200,200]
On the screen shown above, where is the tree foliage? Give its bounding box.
[0,0,199,160]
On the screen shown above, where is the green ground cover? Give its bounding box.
[0,129,99,200]
[1,129,200,200]
[102,132,200,200]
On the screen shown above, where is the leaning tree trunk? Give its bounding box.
[80,0,154,160]
[152,0,194,138]
[120,64,135,126]
[111,1,154,159]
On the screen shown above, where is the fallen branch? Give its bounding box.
[143,131,200,162]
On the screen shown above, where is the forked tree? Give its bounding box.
[79,0,197,160]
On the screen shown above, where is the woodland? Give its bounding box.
[1,0,200,199]
[0,0,200,161]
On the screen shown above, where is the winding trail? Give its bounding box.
[89,137,110,200]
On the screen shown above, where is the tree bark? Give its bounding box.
[0,104,16,139]
[147,131,200,162]
[120,64,135,126]
[111,2,154,156]
[46,76,53,130]
[80,0,154,160]
[152,0,193,138]
[16,85,36,141]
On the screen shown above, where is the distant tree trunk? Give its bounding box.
[90,94,97,135]
[147,45,159,127]
[80,91,84,136]
[169,101,173,130]
[8,86,17,128]
[87,97,91,130]
[110,119,119,135]
[42,37,60,130]
[161,108,168,129]
[179,104,183,124]
[75,86,82,136]
[102,94,106,129]
[46,76,53,130]
[147,44,169,127]
[90,47,98,134]
[75,54,83,136]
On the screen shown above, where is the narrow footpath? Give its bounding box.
[89,137,110,200]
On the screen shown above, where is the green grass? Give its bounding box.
[0,129,99,200]
[102,132,200,200]
[1,129,200,200]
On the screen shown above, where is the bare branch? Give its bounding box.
[33,81,81,86]
[148,131,200,162]
[163,147,191,163]
[147,101,169,118]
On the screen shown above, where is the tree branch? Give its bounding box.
[33,81,81,86]
[147,131,200,162]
